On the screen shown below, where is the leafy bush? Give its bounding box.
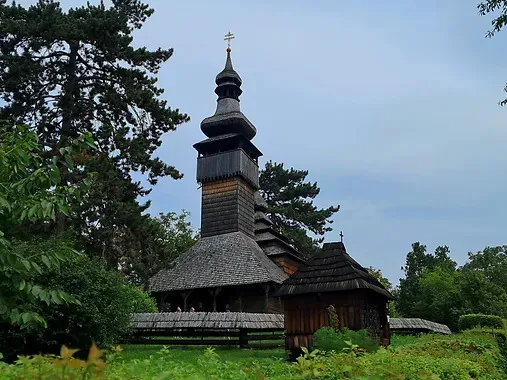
[458,313,505,331]
[493,329,507,370]
[123,284,158,314]
[0,122,94,329]
[0,255,157,361]
[313,327,380,353]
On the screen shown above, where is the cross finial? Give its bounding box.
[339,231,344,243]
[224,31,235,52]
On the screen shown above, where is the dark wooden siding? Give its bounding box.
[201,178,255,238]
[158,284,283,314]
[283,291,389,353]
[196,149,259,188]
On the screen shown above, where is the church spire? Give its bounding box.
[214,48,242,100]
[200,32,257,140]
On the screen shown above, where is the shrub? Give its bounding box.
[458,314,504,331]
[123,284,158,314]
[0,255,157,360]
[313,327,379,353]
[494,330,507,370]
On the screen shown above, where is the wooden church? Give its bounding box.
[149,41,394,351]
[149,45,305,313]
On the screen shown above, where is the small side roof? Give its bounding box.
[274,242,394,299]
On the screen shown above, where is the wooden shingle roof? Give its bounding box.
[149,231,288,293]
[253,191,304,262]
[389,318,451,334]
[132,312,284,330]
[274,242,394,299]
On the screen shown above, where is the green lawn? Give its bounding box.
[120,344,287,364]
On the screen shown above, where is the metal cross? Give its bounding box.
[339,231,344,243]
[224,31,235,49]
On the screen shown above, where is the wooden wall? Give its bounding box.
[283,291,389,354]
[196,149,259,188]
[200,178,255,238]
[272,255,301,276]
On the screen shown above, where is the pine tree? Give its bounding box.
[0,0,189,269]
[259,161,340,258]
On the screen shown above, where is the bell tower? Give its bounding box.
[193,36,262,238]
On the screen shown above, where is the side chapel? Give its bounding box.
[149,43,304,313]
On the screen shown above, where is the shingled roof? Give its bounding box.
[149,231,288,293]
[389,318,451,334]
[253,191,304,261]
[132,312,284,330]
[274,242,394,299]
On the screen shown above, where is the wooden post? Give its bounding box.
[159,293,168,311]
[239,329,249,348]
[262,283,270,312]
[208,287,222,312]
[239,295,243,312]
[180,290,193,311]
[382,303,390,347]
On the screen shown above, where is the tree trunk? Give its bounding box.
[55,40,79,235]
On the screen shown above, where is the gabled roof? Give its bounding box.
[274,242,394,299]
[149,231,288,293]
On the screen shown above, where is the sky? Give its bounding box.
[19,0,507,284]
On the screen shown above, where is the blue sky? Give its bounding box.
[20,0,507,284]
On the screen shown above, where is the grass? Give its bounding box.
[121,344,286,364]
[120,334,421,362]
[2,330,506,379]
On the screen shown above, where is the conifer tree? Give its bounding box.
[0,0,189,269]
[259,161,340,258]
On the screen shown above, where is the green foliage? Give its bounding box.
[313,327,380,354]
[0,0,189,273]
[123,211,198,287]
[0,238,79,330]
[464,245,507,293]
[459,314,505,331]
[294,347,325,378]
[0,121,93,329]
[2,331,505,379]
[412,266,462,331]
[396,243,507,331]
[327,305,340,331]
[397,242,456,319]
[495,330,507,370]
[123,284,158,314]
[0,343,107,380]
[367,266,400,317]
[34,255,154,349]
[259,161,340,258]
[478,1,507,105]
[0,254,157,360]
